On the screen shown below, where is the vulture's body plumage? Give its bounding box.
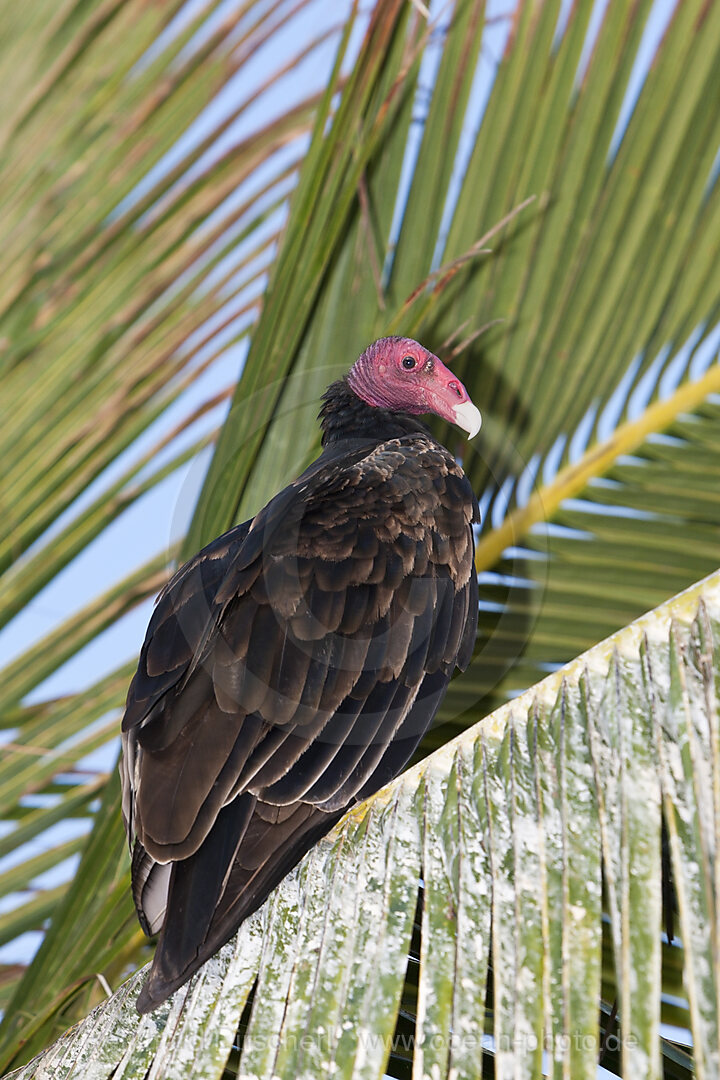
[120,337,481,1013]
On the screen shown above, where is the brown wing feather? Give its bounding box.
[121,433,479,1013]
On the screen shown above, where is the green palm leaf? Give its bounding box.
[6,568,719,1080]
[0,0,718,1073]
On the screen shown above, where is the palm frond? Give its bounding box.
[0,0,331,1039]
[6,568,718,1080]
[0,0,719,1070]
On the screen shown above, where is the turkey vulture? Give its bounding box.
[120,336,481,1013]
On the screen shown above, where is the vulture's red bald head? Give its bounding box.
[347,336,482,439]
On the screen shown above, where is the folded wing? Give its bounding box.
[120,434,478,1012]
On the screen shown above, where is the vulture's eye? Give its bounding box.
[401,355,417,370]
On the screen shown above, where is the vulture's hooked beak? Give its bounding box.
[425,356,482,439]
[452,399,482,439]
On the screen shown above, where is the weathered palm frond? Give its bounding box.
[6,569,718,1080]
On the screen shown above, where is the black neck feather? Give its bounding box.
[319,379,428,447]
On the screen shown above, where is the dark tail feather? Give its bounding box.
[213,801,345,932]
[136,796,342,1013]
[136,794,256,1013]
